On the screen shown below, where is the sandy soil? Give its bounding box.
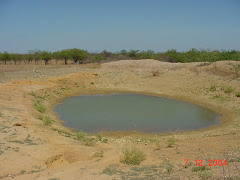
[0,60,239,180]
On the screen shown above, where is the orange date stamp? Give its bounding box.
[184,159,227,167]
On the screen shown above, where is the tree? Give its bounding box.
[69,48,88,64]
[55,49,71,65]
[128,50,139,59]
[101,50,112,59]
[120,49,127,55]
[41,51,52,65]
[1,51,11,65]
[93,54,106,64]
[34,50,41,65]
[12,53,23,65]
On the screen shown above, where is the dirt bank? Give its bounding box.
[0,60,239,179]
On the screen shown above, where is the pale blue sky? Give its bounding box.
[0,0,239,53]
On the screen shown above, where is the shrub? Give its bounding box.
[209,84,217,92]
[222,86,235,94]
[155,141,161,150]
[166,164,174,174]
[34,99,46,113]
[76,130,86,140]
[167,136,176,148]
[199,171,213,179]
[236,91,240,97]
[192,166,208,172]
[120,147,146,165]
[43,116,52,125]
[228,62,240,78]
[151,68,160,77]
[97,133,102,141]
[83,137,95,146]
[102,139,108,143]
[76,131,95,146]
[93,150,104,158]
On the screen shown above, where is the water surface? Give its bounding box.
[54,94,220,133]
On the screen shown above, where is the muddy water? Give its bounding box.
[54,94,220,133]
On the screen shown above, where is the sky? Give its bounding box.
[0,0,240,53]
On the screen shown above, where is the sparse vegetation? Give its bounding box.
[1,49,240,65]
[167,136,176,148]
[222,86,235,94]
[76,130,86,140]
[166,164,174,174]
[228,62,240,78]
[43,116,52,125]
[236,91,240,97]
[83,137,95,146]
[76,130,95,146]
[34,99,46,113]
[93,150,104,158]
[155,141,161,150]
[199,171,213,179]
[151,68,160,77]
[120,147,146,165]
[97,133,102,141]
[192,166,208,172]
[209,84,217,92]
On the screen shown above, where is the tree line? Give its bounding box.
[0,48,239,65]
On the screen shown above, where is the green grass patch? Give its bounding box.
[155,141,161,150]
[167,136,176,148]
[93,150,104,158]
[97,133,102,141]
[166,164,174,174]
[43,116,52,125]
[192,166,208,172]
[76,130,86,140]
[236,91,240,97]
[209,84,217,92]
[29,91,50,100]
[76,131,95,146]
[120,147,146,165]
[83,137,95,146]
[34,99,46,113]
[222,86,235,94]
[199,171,212,179]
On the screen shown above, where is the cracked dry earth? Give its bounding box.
[0,59,240,180]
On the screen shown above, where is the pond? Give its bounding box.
[54,94,220,134]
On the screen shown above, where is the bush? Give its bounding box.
[43,116,52,125]
[209,84,217,92]
[93,150,104,158]
[76,130,86,140]
[228,62,240,78]
[120,147,146,165]
[83,137,95,146]
[199,171,213,179]
[34,99,46,113]
[222,86,235,94]
[97,133,102,141]
[192,166,208,172]
[167,136,176,148]
[151,68,160,77]
[155,141,161,150]
[236,91,240,97]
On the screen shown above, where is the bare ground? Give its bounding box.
[0,60,240,180]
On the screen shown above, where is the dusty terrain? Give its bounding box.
[0,59,240,180]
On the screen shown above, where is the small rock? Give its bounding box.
[13,123,22,126]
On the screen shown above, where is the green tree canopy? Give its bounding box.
[54,49,71,65]
[1,51,11,65]
[69,48,88,64]
[41,51,52,65]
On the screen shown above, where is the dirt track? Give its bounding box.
[0,60,240,179]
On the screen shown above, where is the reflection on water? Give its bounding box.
[54,94,220,133]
